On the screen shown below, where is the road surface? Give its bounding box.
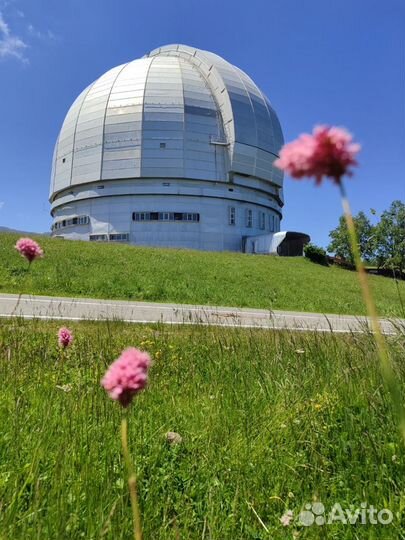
[0,293,403,334]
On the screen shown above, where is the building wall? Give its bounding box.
[52,179,281,251]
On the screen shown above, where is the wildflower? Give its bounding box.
[274,125,360,184]
[58,327,73,348]
[280,510,293,526]
[166,431,183,445]
[56,384,72,392]
[15,237,44,263]
[101,347,151,407]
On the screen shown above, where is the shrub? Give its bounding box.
[304,243,329,266]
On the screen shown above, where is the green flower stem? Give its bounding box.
[121,414,143,540]
[339,180,405,444]
[11,262,30,316]
[11,292,22,317]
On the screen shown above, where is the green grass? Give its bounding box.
[1,232,404,317]
[1,318,405,539]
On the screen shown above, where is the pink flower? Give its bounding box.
[58,327,73,348]
[280,510,293,526]
[101,348,151,407]
[15,237,44,263]
[274,125,361,184]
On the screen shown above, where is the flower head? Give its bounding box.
[58,327,73,348]
[280,510,293,526]
[15,237,44,263]
[101,347,151,407]
[274,125,360,184]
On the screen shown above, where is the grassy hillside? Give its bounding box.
[0,232,404,317]
[1,319,405,539]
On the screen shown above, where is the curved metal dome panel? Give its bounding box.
[147,45,284,186]
[50,44,283,201]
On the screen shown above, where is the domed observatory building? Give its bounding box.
[50,44,308,253]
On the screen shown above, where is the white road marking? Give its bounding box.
[0,293,402,335]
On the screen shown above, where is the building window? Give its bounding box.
[270,215,275,232]
[53,215,89,230]
[259,211,265,230]
[109,233,129,242]
[89,234,108,242]
[160,142,166,148]
[245,209,252,228]
[132,212,200,222]
[228,206,236,226]
[184,213,197,222]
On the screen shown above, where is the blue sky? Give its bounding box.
[0,0,404,248]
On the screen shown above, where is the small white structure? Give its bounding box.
[244,232,310,256]
[49,44,298,252]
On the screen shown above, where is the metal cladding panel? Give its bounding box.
[104,121,142,133]
[103,169,137,180]
[143,148,183,159]
[53,85,91,193]
[201,51,283,184]
[180,58,226,182]
[265,97,284,152]
[141,56,185,177]
[143,138,183,150]
[103,149,141,161]
[49,137,58,197]
[102,58,152,180]
[146,46,284,186]
[103,159,139,171]
[71,64,125,185]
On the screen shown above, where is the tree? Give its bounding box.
[327,211,375,264]
[374,200,405,273]
[304,243,328,266]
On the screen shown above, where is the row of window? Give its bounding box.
[132,212,200,222]
[228,207,279,231]
[89,233,129,242]
[53,209,279,232]
[52,215,90,231]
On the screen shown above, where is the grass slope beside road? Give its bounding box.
[1,319,405,539]
[0,232,404,317]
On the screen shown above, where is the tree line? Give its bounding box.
[327,200,405,273]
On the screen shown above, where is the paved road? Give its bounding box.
[0,293,403,334]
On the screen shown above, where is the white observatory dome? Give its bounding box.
[50,44,285,251]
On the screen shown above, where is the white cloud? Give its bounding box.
[0,11,28,62]
[28,23,58,41]
[27,22,39,36]
[0,9,57,64]
[0,11,9,34]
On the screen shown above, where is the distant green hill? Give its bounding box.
[0,232,404,317]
